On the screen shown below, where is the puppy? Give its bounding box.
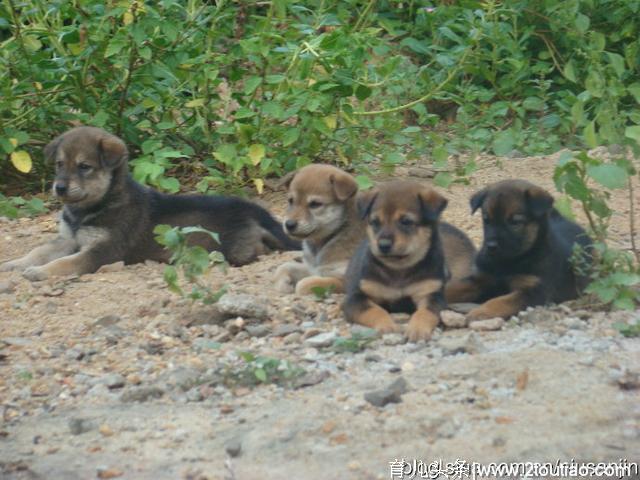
[0,127,299,281]
[445,179,591,320]
[274,164,365,295]
[342,180,476,342]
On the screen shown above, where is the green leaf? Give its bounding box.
[628,83,640,103]
[248,144,265,166]
[606,52,626,77]
[575,13,590,33]
[355,84,372,101]
[583,121,598,148]
[625,125,640,144]
[586,164,628,189]
[492,130,515,156]
[554,196,575,220]
[244,76,262,95]
[432,146,448,168]
[282,128,300,147]
[355,175,373,190]
[254,368,268,383]
[433,172,453,188]
[563,60,577,82]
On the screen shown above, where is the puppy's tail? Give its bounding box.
[254,207,301,252]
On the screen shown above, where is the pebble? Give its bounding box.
[272,324,301,337]
[350,325,380,339]
[192,338,222,352]
[69,418,96,435]
[100,373,126,390]
[120,386,165,403]
[96,261,125,273]
[245,325,270,338]
[225,438,242,458]
[293,370,330,389]
[0,280,16,294]
[440,310,467,328]
[364,377,409,407]
[562,317,585,330]
[2,337,33,347]
[283,332,302,344]
[305,331,338,348]
[216,293,269,320]
[469,318,505,331]
[382,333,406,346]
[93,315,122,328]
[438,333,483,355]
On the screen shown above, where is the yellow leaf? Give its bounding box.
[123,11,134,25]
[34,82,43,91]
[68,43,85,55]
[253,178,264,195]
[10,150,32,173]
[185,98,205,108]
[248,144,265,166]
[336,146,349,165]
[9,138,18,147]
[323,115,337,130]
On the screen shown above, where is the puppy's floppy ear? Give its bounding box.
[470,187,488,214]
[330,171,358,201]
[418,188,448,223]
[280,170,297,190]
[356,189,378,219]
[98,132,128,169]
[525,185,554,217]
[43,135,63,162]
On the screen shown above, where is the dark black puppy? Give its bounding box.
[342,180,475,342]
[445,179,591,320]
[0,127,299,280]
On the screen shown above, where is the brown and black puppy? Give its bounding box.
[274,164,365,295]
[342,180,475,342]
[0,126,299,281]
[445,179,591,320]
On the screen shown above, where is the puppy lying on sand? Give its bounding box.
[1,127,299,280]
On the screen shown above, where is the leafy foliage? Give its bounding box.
[226,351,305,388]
[2,0,639,194]
[0,193,47,218]
[153,224,226,304]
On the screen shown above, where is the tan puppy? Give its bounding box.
[274,164,365,295]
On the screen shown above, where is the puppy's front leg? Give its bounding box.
[295,276,344,296]
[406,282,444,342]
[343,293,399,334]
[467,275,543,321]
[0,237,77,273]
[445,273,493,304]
[274,261,311,293]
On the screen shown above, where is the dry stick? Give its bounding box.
[628,174,639,263]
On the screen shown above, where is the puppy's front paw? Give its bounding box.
[406,309,439,342]
[295,276,342,296]
[467,306,497,322]
[23,266,49,282]
[275,276,295,294]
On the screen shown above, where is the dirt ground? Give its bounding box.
[1,151,639,480]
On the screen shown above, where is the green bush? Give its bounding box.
[2,0,639,194]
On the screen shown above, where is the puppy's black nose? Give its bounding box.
[284,219,298,232]
[377,238,393,255]
[55,183,68,196]
[486,240,499,253]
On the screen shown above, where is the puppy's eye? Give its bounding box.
[509,216,525,226]
[55,161,63,169]
[399,216,415,227]
[308,200,323,209]
[370,218,381,229]
[287,197,293,206]
[78,163,92,172]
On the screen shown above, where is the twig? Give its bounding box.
[628,174,639,263]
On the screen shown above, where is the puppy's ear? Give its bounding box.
[470,188,488,214]
[44,135,62,162]
[356,189,378,219]
[280,170,297,191]
[418,188,447,223]
[525,185,554,217]
[98,133,128,169]
[330,171,358,201]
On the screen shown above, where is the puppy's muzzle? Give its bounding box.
[54,182,68,197]
[377,237,393,255]
[485,239,499,255]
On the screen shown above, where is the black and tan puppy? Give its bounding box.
[342,181,476,342]
[0,127,299,281]
[445,179,591,320]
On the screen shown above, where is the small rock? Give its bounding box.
[162,367,203,391]
[382,333,406,346]
[96,468,124,479]
[365,354,382,362]
[272,324,301,337]
[364,377,409,407]
[407,167,435,178]
[245,325,270,338]
[69,418,96,435]
[304,331,338,348]
[100,373,125,390]
[186,388,204,402]
[192,338,222,352]
[93,315,121,328]
[350,325,380,339]
[225,439,242,458]
[99,424,114,437]
[216,293,269,320]
[438,332,483,355]
[120,386,164,402]
[0,280,15,294]
[293,370,330,389]
[2,337,33,347]
[611,368,640,390]
[562,317,585,330]
[440,310,467,328]
[283,332,302,344]
[469,318,505,331]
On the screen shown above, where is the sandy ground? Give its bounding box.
[1,151,639,480]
